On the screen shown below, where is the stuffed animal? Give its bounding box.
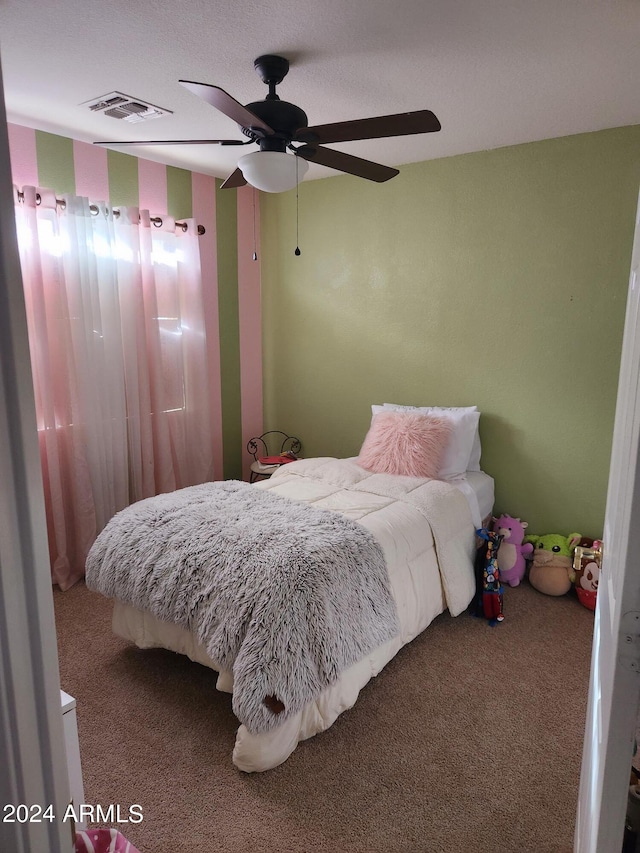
[578,560,600,591]
[525,532,582,596]
[491,515,534,587]
[573,540,602,611]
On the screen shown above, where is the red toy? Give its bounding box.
[573,539,602,611]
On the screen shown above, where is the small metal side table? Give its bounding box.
[247,431,302,483]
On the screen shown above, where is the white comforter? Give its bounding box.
[112,457,478,771]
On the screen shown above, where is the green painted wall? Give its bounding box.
[260,126,640,537]
[166,165,192,219]
[35,131,75,194]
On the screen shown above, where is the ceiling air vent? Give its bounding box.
[81,92,172,123]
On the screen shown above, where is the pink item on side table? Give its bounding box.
[75,828,141,853]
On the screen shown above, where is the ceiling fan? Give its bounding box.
[95,54,441,192]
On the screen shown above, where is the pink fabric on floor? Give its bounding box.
[75,828,141,853]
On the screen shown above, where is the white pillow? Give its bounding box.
[373,403,481,478]
[403,405,481,472]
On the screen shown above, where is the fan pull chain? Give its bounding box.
[294,156,301,256]
[252,187,258,261]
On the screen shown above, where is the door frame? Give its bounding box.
[575,189,640,851]
[0,59,72,852]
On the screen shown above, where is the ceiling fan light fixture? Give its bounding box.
[238,151,308,193]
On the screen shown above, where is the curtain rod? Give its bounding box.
[15,190,205,236]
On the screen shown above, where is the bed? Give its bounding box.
[86,405,493,771]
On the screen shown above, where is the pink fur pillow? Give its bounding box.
[357,411,453,479]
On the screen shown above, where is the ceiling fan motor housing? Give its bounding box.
[242,99,308,151]
[241,54,310,151]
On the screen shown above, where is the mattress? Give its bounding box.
[111,458,494,771]
[454,469,495,528]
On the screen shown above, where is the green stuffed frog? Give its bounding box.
[525,532,582,596]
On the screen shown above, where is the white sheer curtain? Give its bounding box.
[14,186,212,589]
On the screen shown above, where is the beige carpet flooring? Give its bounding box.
[53,580,594,853]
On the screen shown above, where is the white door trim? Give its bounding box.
[0,59,73,852]
[575,188,640,851]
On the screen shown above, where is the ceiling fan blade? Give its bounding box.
[179,80,274,135]
[220,168,247,190]
[295,145,399,183]
[295,110,441,145]
[93,139,251,146]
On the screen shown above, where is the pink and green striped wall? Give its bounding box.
[7,123,262,482]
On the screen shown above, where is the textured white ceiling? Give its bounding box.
[0,0,639,184]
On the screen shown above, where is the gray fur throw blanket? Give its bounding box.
[85,481,399,734]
